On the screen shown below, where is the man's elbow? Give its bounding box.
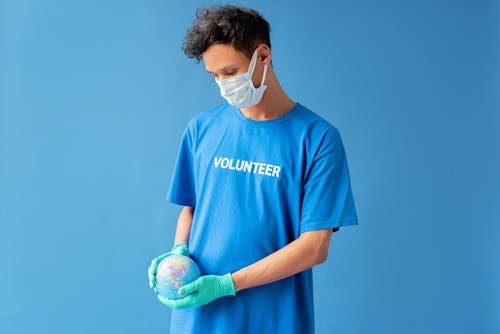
[317,249,328,264]
[313,240,329,264]
[300,229,332,264]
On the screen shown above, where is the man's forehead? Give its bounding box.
[205,64,238,73]
[202,44,247,72]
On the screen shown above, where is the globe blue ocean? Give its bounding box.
[155,254,201,299]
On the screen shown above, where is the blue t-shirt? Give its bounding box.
[166,102,358,333]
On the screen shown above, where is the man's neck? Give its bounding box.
[239,72,296,121]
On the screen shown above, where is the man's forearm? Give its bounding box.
[173,206,194,245]
[231,232,329,293]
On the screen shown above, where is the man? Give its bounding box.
[148,4,358,333]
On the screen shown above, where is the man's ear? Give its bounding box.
[262,51,272,65]
[257,44,272,65]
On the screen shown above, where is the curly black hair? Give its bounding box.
[182,4,271,63]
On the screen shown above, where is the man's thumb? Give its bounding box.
[179,280,198,295]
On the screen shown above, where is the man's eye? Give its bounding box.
[211,70,237,80]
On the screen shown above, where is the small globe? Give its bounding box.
[155,254,200,300]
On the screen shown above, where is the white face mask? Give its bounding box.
[215,48,268,108]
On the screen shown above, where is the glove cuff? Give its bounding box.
[220,273,237,296]
[172,243,189,256]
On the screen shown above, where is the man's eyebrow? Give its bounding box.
[206,65,237,73]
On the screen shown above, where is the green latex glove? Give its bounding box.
[148,243,190,294]
[156,273,236,310]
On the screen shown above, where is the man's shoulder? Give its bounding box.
[294,103,341,137]
[186,102,230,130]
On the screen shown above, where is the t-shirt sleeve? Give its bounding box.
[300,127,359,233]
[166,122,196,207]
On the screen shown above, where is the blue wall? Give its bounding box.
[1,1,499,333]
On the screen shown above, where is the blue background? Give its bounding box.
[1,0,499,333]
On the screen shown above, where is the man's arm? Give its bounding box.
[155,227,334,309]
[231,229,333,292]
[173,206,194,245]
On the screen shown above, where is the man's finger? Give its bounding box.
[157,294,189,310]
[148,262,157,278]
[157,294,175,307]
[179,279,199,296]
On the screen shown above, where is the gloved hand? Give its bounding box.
[148,243,190,294]
[156,273,236,310]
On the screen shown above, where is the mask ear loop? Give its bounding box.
[248,49,259,76]
[249,49,268,88]
[260,63,268,87]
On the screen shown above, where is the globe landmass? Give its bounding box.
[156,254,200,300]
